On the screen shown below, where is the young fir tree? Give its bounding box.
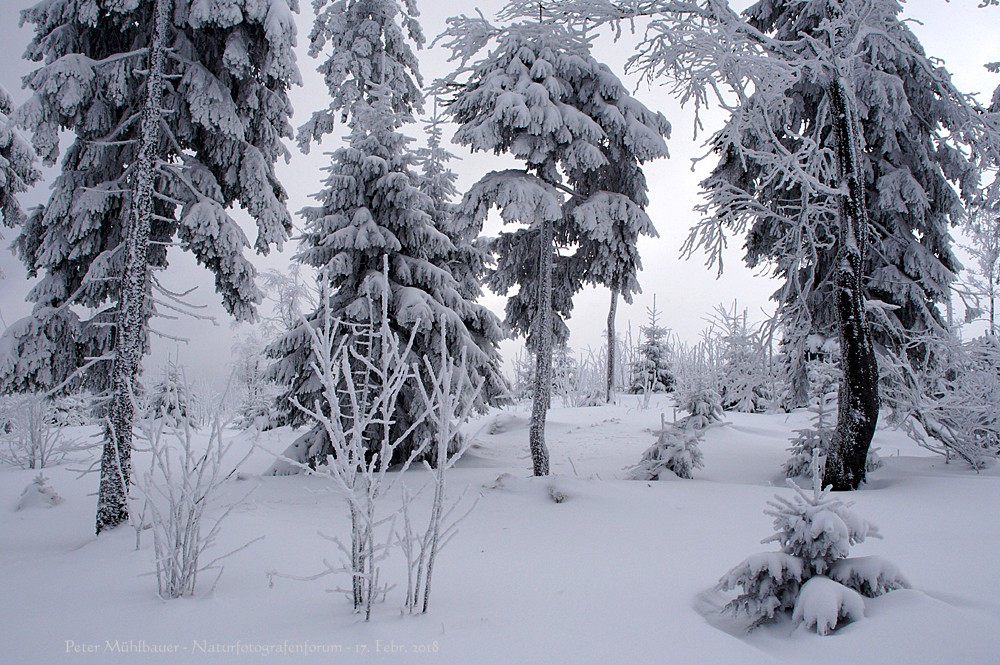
[267,0,505,469]
[710,303,773,413]
[415,101,493,304]
[630,296,673,394]
[440,15,670,475]
[147,360,195,427]
[718,474,907,632]
[0,85,40,229]
[5,0,300,532]
[630,416,704,480]
[552,0,996,489]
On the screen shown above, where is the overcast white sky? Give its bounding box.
[0,0,997,388]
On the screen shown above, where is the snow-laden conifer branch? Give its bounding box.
[880,333,1000,469]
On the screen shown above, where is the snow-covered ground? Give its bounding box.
[3,396,999,664]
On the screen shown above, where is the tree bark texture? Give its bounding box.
[606,289,618,403]
[822,77,880,492]
[96,0,171,534]
[528,216,553,476]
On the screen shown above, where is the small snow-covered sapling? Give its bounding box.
[629,413,704,480]
[718,472,908,634]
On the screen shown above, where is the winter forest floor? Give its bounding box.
[2,396,999,664]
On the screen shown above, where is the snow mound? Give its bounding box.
[15,474,64,510]
[792,576,865,635]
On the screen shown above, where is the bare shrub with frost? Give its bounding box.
[553,345,606,408]
[267,297,431,621]
[783,390,836,479]
[0,394,76,469]
[132,399,258,600]
[399,334,484,614]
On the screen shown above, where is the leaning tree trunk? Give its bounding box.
[822,77,880,492]
[96,0,170,534]
[528,215,553,477]
[606,288,618,404]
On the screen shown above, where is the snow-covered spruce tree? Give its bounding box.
[0,85,40,229]
[295,0,424,151]
[566,85,666,405]
[243,266,315,429]
[779,331,839,411]
[630,415,704,480]
[509,348,535,400]
[718,474,908,633]
[708,303,775,413]
[414,100,509,415]
[783,390,836,479]
[439,15,670,475]
[719,0,990,411]
[551,342,577,406]
[629,296,674,395]
[230,329,286,430]
[678,382,724,430]
[8,0,299,533]
[553,0,996,490]
[51,391,96,427]
[670,336,724,427]
[267,0,505,470]
[146,361,195,428]
[414,101,493,305]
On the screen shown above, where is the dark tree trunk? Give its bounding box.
[528,215,553,477]
[96,0,170,534]
[822,77,880,492]
[991,282,996,335]
[606,289,618,403]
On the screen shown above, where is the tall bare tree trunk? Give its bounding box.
[606,289,618,403]
[822,77,880,492]
[990,279,996,335]
[528,215,553,476]
[96,0,171,534]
